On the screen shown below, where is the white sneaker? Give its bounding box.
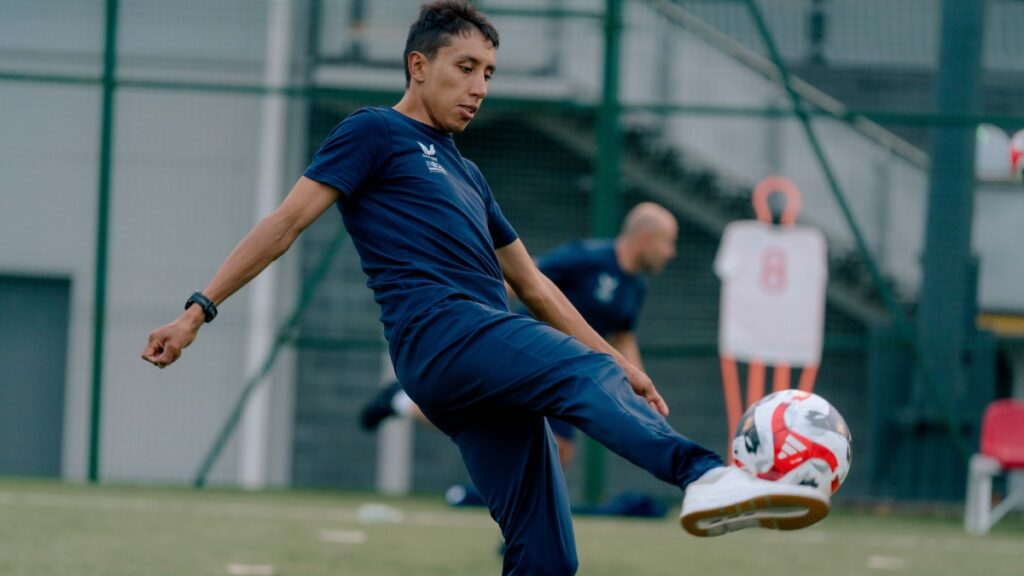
[679,467,830,537]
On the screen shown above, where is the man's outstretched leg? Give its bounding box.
[526,342,830,537]
[398,303,829,539]
[550,348,829,536]
[397,302,828,549]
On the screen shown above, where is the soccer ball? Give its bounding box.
[732,389,852,498]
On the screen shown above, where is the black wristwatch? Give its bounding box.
[185,291,218,323]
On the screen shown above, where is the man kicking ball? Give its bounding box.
[142,3,829,574]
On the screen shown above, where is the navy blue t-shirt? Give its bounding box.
[303,107,518,345]
[533,239,646,336]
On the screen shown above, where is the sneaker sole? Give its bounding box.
[680,492,829,537]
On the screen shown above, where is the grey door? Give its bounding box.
[0,275,70,476]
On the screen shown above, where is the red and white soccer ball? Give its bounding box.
[732,389,852,498]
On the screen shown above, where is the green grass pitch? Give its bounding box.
[1,477,1021,575]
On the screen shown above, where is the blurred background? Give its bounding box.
[1,0,1022,514]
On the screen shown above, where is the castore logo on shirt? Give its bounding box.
[418,141,447,175]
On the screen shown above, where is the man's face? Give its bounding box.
[639,223,678,274]
[417,28,495,134]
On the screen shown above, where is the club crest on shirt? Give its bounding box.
[594,273,619,303]
[418,141,447,175]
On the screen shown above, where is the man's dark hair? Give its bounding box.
[403,1,500,87]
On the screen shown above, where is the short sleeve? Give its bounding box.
[304,108,389,199]
[487,197,518,249]
[465,159,518,248]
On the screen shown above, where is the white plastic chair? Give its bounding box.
[964,399,1024,535]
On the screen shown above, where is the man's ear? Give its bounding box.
[407,51,428,83]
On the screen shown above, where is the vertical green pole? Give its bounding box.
[917,0,983,405]
[913,0,983,498]
[583,0,623,506]
[593,0,623,236]
[90,0,120,483]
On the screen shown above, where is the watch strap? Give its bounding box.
[185,291,218,323]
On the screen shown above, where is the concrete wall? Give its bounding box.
[0,0,307,485]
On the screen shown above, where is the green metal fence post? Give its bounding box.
[593,0,623,237]
[910,0,985,498]
[89,0,121,484]
[583,0,624,506]
[917,0,984,403]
